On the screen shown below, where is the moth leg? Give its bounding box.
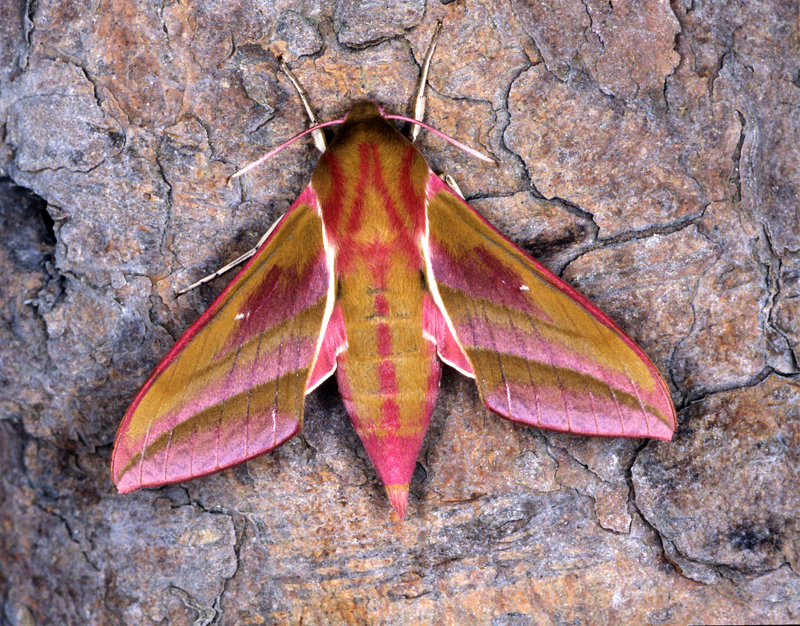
[177,210,286,295]
[182,63,328,295]
[411,21,443,142]
[441,173,465,200]
[280,60,327,154]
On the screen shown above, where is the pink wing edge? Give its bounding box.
[112,185,348,493]
[420,174,677,438]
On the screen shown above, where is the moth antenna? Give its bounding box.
[280,59,328,153]
[386,114,499,165]
[406,22,497,165]
[228,118,344,182]
[411,21,443,142]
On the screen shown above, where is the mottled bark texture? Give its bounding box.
[1,0,799,624]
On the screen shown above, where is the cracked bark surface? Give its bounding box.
[1,0,799,624]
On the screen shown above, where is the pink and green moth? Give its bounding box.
[112,38,676,519]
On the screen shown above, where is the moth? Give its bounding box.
[112,31,675,518]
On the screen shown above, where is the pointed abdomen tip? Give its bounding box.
[385,483,409,520]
